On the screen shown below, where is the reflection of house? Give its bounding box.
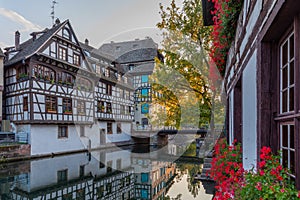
[9,149,134,199]
[2,19,134,155]
[221,0,300,188]
[99,38,163,130]
[4,147,178,199]
[131,155,176,200]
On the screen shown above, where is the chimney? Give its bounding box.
[85,38,89,45]
[15,31,20,50]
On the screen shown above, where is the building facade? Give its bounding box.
[224,0,300,188]
[99,38,163,131]
[3,19,134,155]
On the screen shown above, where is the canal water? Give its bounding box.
[0,145,214,200]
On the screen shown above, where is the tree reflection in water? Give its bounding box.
[172,163,202,198]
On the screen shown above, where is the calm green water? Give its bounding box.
[0,145,214,200]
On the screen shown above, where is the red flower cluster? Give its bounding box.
[209,138,243,199]
[210,139,300,199]
[208,0,243,77]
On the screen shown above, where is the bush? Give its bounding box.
[209,139,300,199]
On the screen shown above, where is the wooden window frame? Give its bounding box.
[46,95,57,113]
[106,84,112,95]
[57,169,68,183]
[77,100,85,115]
[63,98,72,114]
[280,123,295,178]
[16,65,29,80]
[97,100,105,113]
[62,28,71,40]
[279,32,295,114]
[33,65,55,82]
[58,125,68,138]
[58,46,67,61]
[23,96,28,111]
[106,102,112,114]
[73,53,81,66]
[107,122,112,134]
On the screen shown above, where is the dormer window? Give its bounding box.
[62,28,71,40]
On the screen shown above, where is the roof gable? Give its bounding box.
[5,20,92,72]
[5,21,66,66]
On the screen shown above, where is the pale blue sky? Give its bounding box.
[0,0,181,49]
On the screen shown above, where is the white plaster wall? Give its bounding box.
[97,121,131,143]
[242,51,257,170]
[30,125,86,155]
[27,153,89,191]
[85,148,132,176]
[240,2,262,54]
[106,122,131,143]
[84,123,101,149]
[229,92,234,145]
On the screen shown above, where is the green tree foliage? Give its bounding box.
[150,0,223,129]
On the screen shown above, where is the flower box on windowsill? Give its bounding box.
[63,111,72,115]
[47,110,57,114]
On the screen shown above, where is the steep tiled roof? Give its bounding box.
[5,20,68,66]
[98,38,158,63]
[128,62,154,74]
[79,41,114,62]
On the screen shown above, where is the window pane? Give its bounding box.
[290,60,294,85]
[289,87,294,111]
[282,42,288,65]
[290,126,294,149]
[282,125,288,147]
[289,34,294,59]
[141,89,148,97]
[141,103,149,114]
[282,66,287,89]
[282,90,287,113]
[282,149,288,168]
[290,151,295,174]
[141,75,148,83]
[141,173,149,183]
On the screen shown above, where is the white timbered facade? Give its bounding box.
[80,40,134,145]
[3,19,134,155]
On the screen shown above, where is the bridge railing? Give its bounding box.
[132,124,176,132]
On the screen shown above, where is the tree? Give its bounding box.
[150,0,224,130]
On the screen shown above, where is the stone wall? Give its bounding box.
[0,144,30,158]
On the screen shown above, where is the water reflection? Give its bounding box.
[0,146,213,200]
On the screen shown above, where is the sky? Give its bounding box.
[0,0,182,49]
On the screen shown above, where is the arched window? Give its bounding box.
[62,28,71,40]
[57,71,74,86]
[17,64,29,80]
[33,65,55,82]
[76,77,92,91]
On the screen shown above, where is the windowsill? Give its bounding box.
[63,112,73,115]
[47,110,57,114]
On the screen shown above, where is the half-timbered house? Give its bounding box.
[3,19,96,155]
[80,39,134,145]
[222,0,300,188]
[99,38,162,131]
